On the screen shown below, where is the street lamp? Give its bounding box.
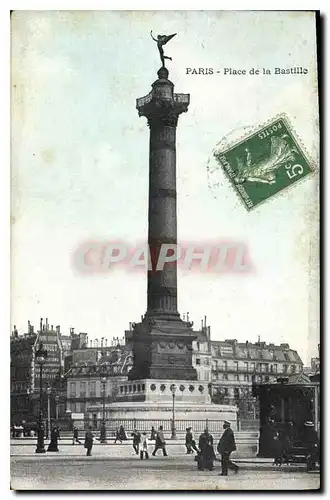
[35,343,48,453]
[170,384,177,439]
[55,395,60,420]
[100,370,108,444]
[46,386,52,439]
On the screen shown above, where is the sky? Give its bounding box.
[11,10,319,364]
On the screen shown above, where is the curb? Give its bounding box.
[8,455,286,465]
[11,456,314,473]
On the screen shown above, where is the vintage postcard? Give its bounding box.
[10,10,320,491]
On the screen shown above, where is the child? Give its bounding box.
[140,432,149,460]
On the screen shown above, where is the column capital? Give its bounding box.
[136,77,190,128]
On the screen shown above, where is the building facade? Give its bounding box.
[210,339,304,420]
[33,318,63,392]
[10,319,90,423]
[65,346,133,417]
[191,319,212,383]
[10,324,37,424]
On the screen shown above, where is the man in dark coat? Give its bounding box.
[150,426,157,441]
[47,426,60,452]
[131,429,141,455]
[152,426,168,456]
[185,427,198,454]
[217,421,239,476]
[84,427,94,456]
[197,429,215,471]
[72,426,82,445]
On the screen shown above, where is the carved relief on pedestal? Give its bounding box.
[162,353,187,365]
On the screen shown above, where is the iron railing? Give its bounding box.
[136,92,190,108]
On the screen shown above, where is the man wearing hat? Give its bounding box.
[303,421,319,471]
[217,421,239,476]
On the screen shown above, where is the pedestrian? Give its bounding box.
[140,432,149,460]
[185,427,192,454]
[72,426,82,445]
[272,428,285,465]
[152,426,168,457]
[185,427,198,454]
[197,428,215,471]
[47,426,60,452]
[114,427,122,444]
[150,426,157,441]
[303,421,319,471]
[84,426,94,456]
[119,425,127,441]
[131,429,141,455]
[217,421,239,476]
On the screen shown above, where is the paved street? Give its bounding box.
[11,445,320,491]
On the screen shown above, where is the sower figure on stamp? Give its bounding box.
[150,31,177,67]
[217,421,239,476]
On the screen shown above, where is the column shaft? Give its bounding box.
[148,125,178,316]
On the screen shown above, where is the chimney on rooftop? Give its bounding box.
[40,318,43,331]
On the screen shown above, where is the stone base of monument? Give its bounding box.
[87,378,238,430]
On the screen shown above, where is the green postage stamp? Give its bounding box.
[214,115,314,210]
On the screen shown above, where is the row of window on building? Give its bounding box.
[214,373,281,383]
[70,381,93,397]
[211,360,302,373]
